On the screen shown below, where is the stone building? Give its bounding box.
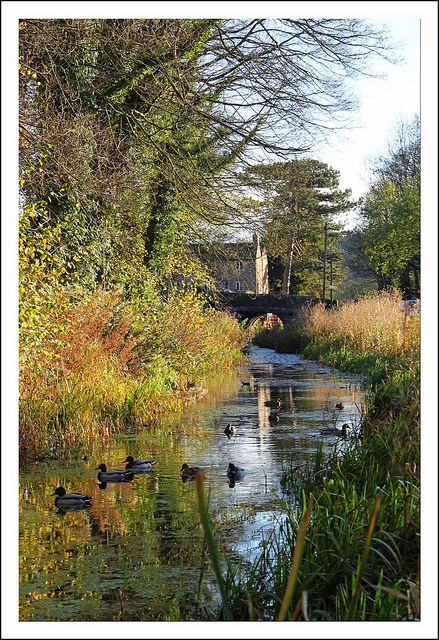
[192,233,269,295]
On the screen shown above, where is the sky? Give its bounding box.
[315,19,420,222]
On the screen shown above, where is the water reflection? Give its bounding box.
[19,345,364,621]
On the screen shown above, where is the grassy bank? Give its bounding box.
[19,289,246,463]
[199,291,420,620]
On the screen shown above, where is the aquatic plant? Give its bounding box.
[197,289,420,621]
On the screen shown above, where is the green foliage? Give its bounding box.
[242,160,354,295]
[19,200,83,372]
[360,179,420,295]
[356,116,420,297]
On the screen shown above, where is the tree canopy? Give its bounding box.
[241,160,354,296]
[357,116,420,297]
[19,18,394,297]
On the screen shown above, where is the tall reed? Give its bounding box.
[197,289,420,621]
[19,289,246,462]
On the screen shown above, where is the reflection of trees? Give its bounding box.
[19,467,208,620]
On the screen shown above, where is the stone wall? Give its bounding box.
[190,235,268,294]
[215,257,255,292]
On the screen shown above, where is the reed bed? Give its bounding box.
[19,289,246,462]
[305,289,419,360]
[196,289,420,621]
[254,290,420,375]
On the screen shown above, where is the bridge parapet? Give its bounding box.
[214,292,321,323]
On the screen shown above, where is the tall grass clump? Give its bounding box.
[302,289,419,375]
[198,290,420,621]
[19,286,246,463]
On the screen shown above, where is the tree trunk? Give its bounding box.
[282,233,295,294]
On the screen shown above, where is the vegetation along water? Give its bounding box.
[20,346,365,621]
[18,17,420,625]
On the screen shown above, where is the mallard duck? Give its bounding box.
[96,463,134,482]
[180,463,204,481]
[320,423,348,438]
[264,398,281,409]
[124,456,156,472]
[227,463,245,481]
[53,486,92,508]
[268,412,280,425]
[335,402,344,410]
[224,424,237,437]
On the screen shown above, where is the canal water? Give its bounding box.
[19,346,363,621]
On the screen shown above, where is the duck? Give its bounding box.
[96,463,134,482]
[320,423,349,438]
[124,456,156,472]
[264,398,281,409]
[268,412,280,425]
[53,486,92,509]
[181,463,204,481]
[335,402,344,410]
[241,380,251,386]
[224,423,237,438]
[227,463,245,482]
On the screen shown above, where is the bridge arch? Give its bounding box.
[241,312,286,329]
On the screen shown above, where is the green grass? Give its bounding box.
[196,303,420,621]
[196,405,419,620]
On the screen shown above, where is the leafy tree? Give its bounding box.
[358,116,420,297]
[19,18,394,293]
[370,116,420,187]
[360,179,420,295]
[337,231,379,300]
[242,160,354,296]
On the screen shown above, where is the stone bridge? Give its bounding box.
[214,292,321,325]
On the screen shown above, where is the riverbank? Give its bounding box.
[204,291,420,620]
[19,345,364,621]
[19,288,246,463]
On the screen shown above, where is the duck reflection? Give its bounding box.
[56,504,91,516]
[227,463,245,488]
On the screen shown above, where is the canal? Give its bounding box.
[19,345,363,621]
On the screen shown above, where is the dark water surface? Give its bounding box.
[19,346,363,621]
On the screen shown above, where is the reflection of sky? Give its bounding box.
[175,346,364,515]
[19,345,366,619]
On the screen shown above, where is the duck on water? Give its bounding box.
[53,487,92,509]
[181,463,204,481]
[124,456,156,472]
[320,423,349,438]
[96,463,134,483]
[224,424,237,438]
